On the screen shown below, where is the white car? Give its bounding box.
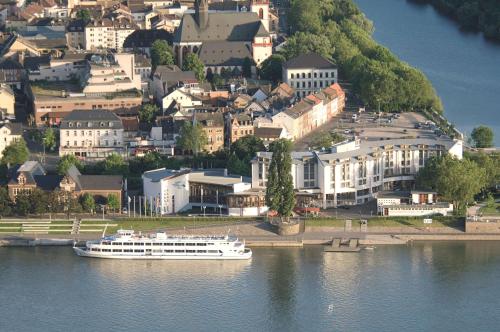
[344,129,352,134]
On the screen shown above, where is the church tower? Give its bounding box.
[250,0,270,32]
[195,0,209,29]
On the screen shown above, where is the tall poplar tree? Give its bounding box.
[265,139,295,223]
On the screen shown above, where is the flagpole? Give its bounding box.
[139,196,142,218]
[133,196,136,218]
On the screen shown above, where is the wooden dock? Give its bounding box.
[324,238,361,252]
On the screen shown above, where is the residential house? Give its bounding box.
[0,122,21,158]
[194,111,224,152]
[228,113,253,143]
[271,83,344,140]
[282,52,338,98]
[0,84,15,117]
[162,88,202,111]
[8,160,123,203]
[59,109,125,158]
[151,64,197,103]
[254,126,287,145]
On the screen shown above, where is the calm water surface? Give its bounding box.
[2,243,500,331]
[356,0,500,145]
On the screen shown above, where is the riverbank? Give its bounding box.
[4,225,500,247]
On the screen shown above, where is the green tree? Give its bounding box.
[139,103,159,124]
[416,154,487,213]
[1,138,29,167]
[30,189,48,215]
[42,127,57,151]
[76,9,91,21]
[104,153,128,175]
[182,53,205,82]
[231,135,265,160]
[259,54,286,83]
[107,194,120,213]
[80,193,96,213]
[471,126,494,148]
[15,192,31,216]
[57,154,83,175]
[150,39,174,68]
[242,57,253,78]
[176,122,208,156]
[227,153,248,176]
[0,187,12,216]
[265,139,295,222]
[311,131,345,149]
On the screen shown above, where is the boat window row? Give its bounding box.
[101,242,215,246]
[90,248,222,254]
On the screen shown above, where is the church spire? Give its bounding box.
[195,0,209,29]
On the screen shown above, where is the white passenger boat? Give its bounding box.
[73,229,252,260]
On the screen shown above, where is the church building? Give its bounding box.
[173,0,272,74]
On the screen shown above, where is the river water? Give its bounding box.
[2,243,500,331]
[356,0,500,145]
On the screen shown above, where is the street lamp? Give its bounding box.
[100,204,105,220]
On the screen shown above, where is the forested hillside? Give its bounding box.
[411,0,500,41]
[284,0,443,113]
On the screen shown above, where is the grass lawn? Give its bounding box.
[83,217,259,233]
[479,203,500,215]
[306,216,463,229]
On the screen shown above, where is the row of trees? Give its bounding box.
[0,187,120,217]
[416,152,499,213]
[277,0,443,113]
[412,0,500,41]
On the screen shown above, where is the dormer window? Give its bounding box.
[100,122,105,127]
[76,122,81,127]
[69,122,74,127]
[88,122,92,127]
[109,122,113,127]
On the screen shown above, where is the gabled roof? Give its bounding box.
[283,52,336,70]
[254,126,283,139]
[174,12,268,43]
[79,175,122,191]
[198,41,253,67]
[123,29,173,48]
[60,110,123,129]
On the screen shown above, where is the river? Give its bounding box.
[2,243,500,331]
[356,0,500,145]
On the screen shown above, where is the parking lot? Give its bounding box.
[294,110,445,150]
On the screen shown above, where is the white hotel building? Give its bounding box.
[252,138,463,209]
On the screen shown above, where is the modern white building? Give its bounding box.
[142,168,252,215]
[82,53,142,94]
[377,191,453,217]
[282,53,338,99]
[252,137,463,209]
[59,109,125,158]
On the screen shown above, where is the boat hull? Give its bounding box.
[73,247,252,260]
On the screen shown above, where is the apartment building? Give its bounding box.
[252,138,463,209]
[59,109,124,158]
[84,17,138,51]
[282,53,338,98]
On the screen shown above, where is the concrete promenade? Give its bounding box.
[3,222,500,247]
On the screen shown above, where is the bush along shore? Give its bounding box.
[410,0,500,42]
[285,0,443,113]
